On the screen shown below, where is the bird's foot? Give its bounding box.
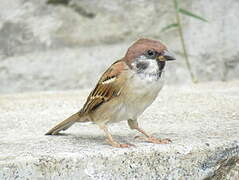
[106,139,135,148]
[135,136,172,144]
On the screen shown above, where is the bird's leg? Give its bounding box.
[127,119,171,144]
[99,124,133,148]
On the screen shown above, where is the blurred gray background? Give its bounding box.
[0,0,238,94]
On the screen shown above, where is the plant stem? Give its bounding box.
[173,0,198,83]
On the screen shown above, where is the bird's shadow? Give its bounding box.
[47,132,136,146]
[46,132,175,148]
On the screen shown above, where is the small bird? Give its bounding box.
[46,39,176,148]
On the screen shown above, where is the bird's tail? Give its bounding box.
[45,112,86,135]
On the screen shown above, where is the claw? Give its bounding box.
[106,139,135,148]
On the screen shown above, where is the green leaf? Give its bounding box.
[161,23,179,32]
[47,0,70,5]
[173,0,179,10]
[179,8,208,22]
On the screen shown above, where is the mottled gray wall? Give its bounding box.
[0,0,238,93]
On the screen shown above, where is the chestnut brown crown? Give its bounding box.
[124,39,167,63]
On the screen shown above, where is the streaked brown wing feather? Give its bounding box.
[80,60,129,114]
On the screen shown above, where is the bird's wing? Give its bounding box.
[80,60,129,114]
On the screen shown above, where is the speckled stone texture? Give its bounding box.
[0,81,239,179]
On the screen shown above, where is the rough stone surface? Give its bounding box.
[0,81,239,179]
[0,45,185,94]
[0,0,239,93]
[0,0,174,55]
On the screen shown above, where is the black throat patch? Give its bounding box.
[157,61,165,78]
[157,61,165,71]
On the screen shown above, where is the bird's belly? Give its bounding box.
[93,100,129,124]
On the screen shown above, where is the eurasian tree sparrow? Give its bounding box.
[46,39,176,148]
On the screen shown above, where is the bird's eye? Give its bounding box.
[146,50,157,58]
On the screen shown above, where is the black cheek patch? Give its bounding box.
[136,62,148,71]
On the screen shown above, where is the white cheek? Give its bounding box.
[144,60,159,74]
[132,57,158,72]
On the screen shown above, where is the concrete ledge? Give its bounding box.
[0,81,239,179]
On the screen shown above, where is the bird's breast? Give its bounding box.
[121,68,164,119]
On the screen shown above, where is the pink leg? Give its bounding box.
[127,119,172,144]
[99,124,134,148]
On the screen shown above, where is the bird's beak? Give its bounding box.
[157,50,176,62]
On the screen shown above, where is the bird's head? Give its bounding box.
[124,39,176,71]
